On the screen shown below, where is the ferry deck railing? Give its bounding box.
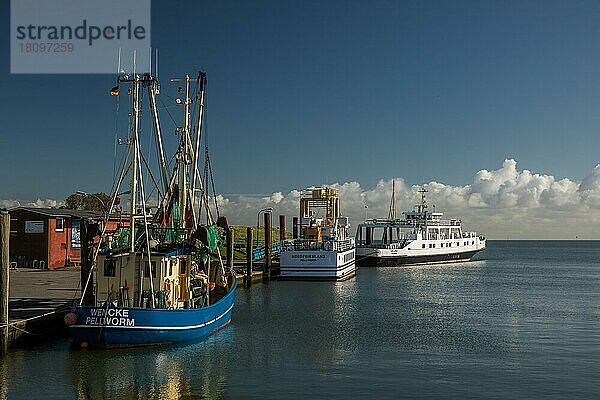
[283,238,355,252]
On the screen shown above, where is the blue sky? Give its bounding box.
[2,1,600,237]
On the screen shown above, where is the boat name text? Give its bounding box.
[85,308,135,326]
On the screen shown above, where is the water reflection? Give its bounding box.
[5,242,600,399]
[67,332,231,399]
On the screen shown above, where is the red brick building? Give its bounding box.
[9,207,124,270]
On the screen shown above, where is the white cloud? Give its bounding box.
[214,159,600,239]
[5,159,600,239]
[0,198,64,209]
[578,163,600,208]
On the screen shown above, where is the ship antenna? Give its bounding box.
[155,48,159,81]
[117,47,121,75]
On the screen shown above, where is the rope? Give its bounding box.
[158,93,179,129]
[113,88,121,181]
[139,150,162,202]
[0,305,72,330]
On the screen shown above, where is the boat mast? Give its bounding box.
[172,75,193,229]
[182,75,191,228]
[418,188,428,230]
[388,179,397,220]
[191,72,207,225]
[130,74,140,253]
[147,75,169,194]
[418,188,427,213]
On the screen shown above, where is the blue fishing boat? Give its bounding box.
[68,278,236,347]
[66,70,236,348]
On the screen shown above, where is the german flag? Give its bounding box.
[109,85,119,96]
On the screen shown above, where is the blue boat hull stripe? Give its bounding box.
[70,303,234,331]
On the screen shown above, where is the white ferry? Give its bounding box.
[280,188,356,281]
[356,187,485,267]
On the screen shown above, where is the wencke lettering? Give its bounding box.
[85,308,135,326]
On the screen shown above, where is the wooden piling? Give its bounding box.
[1,210,9,355]
[226,227,234,271]
[263,213,272,281]
[292,217,299,239]
[279,215,286,242]
[245,227,253,287]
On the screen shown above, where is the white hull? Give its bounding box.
[357,237,486,266]
[279,248,356,281]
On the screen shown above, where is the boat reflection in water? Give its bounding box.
[68,333,231,399]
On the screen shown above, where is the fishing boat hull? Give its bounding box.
[279,248,356,281]
[69,278,236,348]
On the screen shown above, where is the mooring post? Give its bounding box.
[292,216,299,239]
[263,212,272,281]
[245,227,253,287]
[279,215,286,243]
[226,227,234,271]
[0,210,10,355]
[80,218,96,306]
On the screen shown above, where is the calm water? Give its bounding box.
[2,240,600,399]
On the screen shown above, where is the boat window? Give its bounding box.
[180,259,187,274]
[344,252,353,263]
[422,244,425,248]
[103,258,116,277]
[168,260,172,276]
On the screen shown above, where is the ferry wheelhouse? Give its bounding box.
[280,188,356,281]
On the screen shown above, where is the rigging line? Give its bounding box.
[113,90,121,182]
[139,150,162,203]
[189,78,199,133]
[188,78,200,197]
[203,147,209,223]
[202,98,220,218]
[110,129,134,202]
[111,88,137,195]
[207,152,220,217]
[140,92,158,198]
[202,98,210,222]
[157,95,178,129]
[136,135,156,307]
